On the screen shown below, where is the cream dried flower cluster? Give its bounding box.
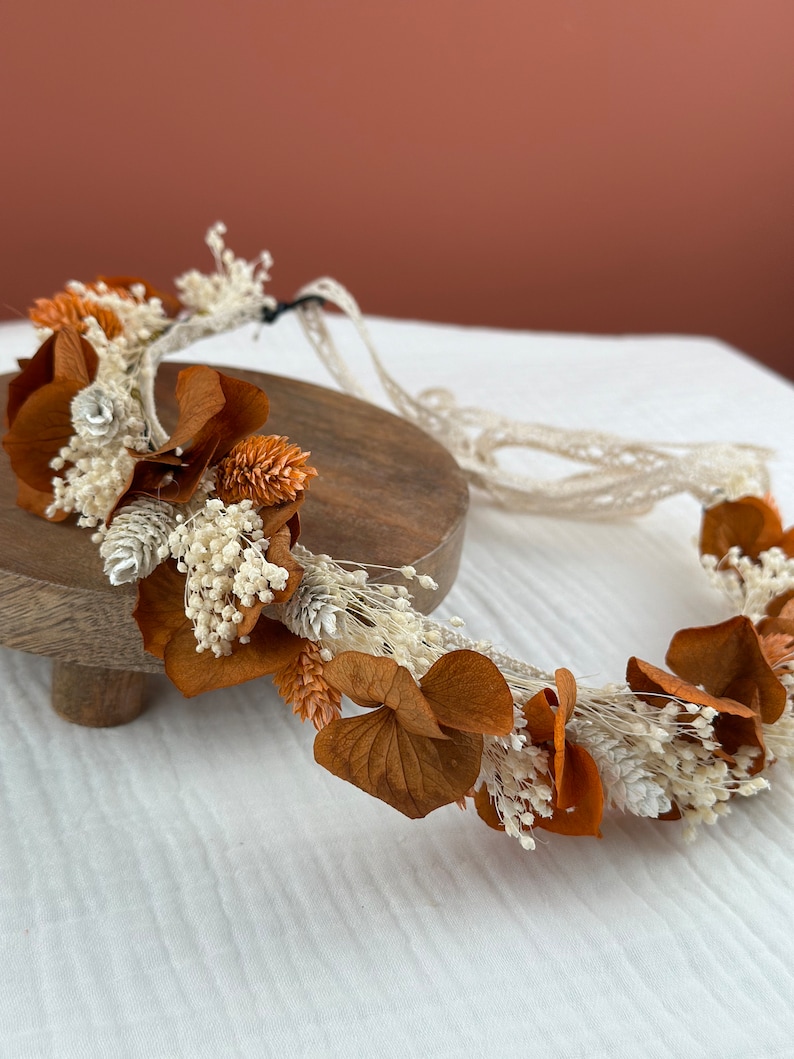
[3,225,793,853]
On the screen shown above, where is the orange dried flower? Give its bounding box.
[215,434,318,507]
[273,641,342,730]
[29,289,125,339]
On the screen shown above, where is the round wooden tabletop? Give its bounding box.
[0,364,469,676]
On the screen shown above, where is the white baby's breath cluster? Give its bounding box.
[47,412,149,527]
[572,692,768,841]
[169,499,289,657]
[175,222,276,320]
[479,713,554,851]
[701,547,794,623]
[280,546,444,676]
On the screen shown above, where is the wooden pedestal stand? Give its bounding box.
[0,364,469,728]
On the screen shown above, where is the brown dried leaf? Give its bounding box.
[164,616,303,698]
[167,364,229,451]
[666,616,786,723]
[314,708,482,818]
[259,498,303,540]
[3,379,84,491]
[418,649,515,735]
[113,367,272,514]
[132,560,191,660]
[14,478,70,521]
[323,652,446,738]
[626,656,741,715]
[538,743,604,837]
[521,689,556,743]
[265,523,304,605]
[473,785,505,832]
[700,496,784,562]
[51,328,97,386]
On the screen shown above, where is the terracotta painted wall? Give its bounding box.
[1,1,792,378]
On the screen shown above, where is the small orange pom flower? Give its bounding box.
[215,434,318,507]
[30,289,124,339]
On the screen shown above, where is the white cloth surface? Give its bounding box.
[1,315,793,1059]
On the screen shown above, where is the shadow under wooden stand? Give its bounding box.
[0,364,469,727]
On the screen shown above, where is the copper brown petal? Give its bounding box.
[14,478,70,521]
[666,616,786,723]
[133,560,191,660]
[626,656,740,715]
[314,707,482,818]
[712,709,766,776]
[6,328,97,426]
[700,496,783,562]
[473,784,505,832]
[551,668,578,804]
[202,370,271,458]
[323,652,446,738]
[167,365,230,452]
[265,524,304,604]
[521,689,556,743]
[418,649,515,735]
[537,743,604,837]
[781,526,794,558]
[3,380,84,492]
[164,616,304,698]
[259,498,303,539]
[764,592,794,622]
[50,328,97,385]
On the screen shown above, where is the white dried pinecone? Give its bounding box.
[99,498,176,585]
[282,574,343,640]
[71,382,131,442]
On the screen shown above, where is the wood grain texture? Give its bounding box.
[0,364,469,674]
[52,661,147,726]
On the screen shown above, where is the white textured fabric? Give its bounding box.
[1,316,793,1058]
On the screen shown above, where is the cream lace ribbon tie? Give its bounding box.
[294,278,772,517]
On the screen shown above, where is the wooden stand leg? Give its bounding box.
[52,660,147,727]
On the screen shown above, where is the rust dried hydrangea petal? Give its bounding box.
[666,616,786,724]
[323,652,446,738]
[314,708,482,818]
[164,616,303,698]
[7,328,98,427]
[265,524,304,605]
[521,689,556,743]
[537,743,603,837]
[626,656,744,715]
[552,668,578,808]
[700,496,783,562]
[473,785,505,832]
[3,380,84,492]
[418,649,515,735]
[133,560,192,660]
[113,367,271,515]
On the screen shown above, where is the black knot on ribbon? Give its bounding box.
[261,295,325,324]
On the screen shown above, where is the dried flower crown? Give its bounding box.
[4,224,794,848]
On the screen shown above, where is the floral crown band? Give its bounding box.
[3,225,793,848]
